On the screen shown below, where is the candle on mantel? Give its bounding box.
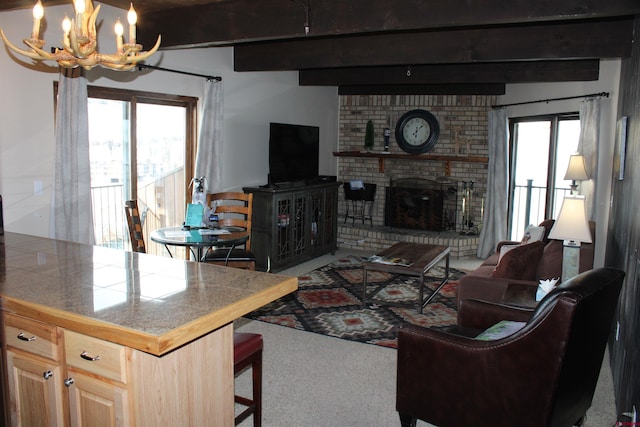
[127,3,137,45]
[114,19,123,52]
[32,0,44,40]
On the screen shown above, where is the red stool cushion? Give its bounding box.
[234,333,263,365]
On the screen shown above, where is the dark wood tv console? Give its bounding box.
[244,181,340,272]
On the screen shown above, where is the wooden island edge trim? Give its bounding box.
[1,275,297,356]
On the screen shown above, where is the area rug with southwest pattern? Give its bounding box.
[244,255,466,349]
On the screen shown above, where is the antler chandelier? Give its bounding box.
[0,0,161,71]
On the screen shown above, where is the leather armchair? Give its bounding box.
[396,267,624,427]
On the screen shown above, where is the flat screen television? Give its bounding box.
[268,122,320,184]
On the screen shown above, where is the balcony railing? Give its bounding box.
[91,183,126,249]
[510,179,572,240]
[91,168,185,257]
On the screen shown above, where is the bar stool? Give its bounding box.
[343,182,377,226]
[234,332,263,427]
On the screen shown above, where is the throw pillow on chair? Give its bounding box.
[492,240,545,280]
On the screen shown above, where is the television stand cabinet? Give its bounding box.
[244,182,340,272]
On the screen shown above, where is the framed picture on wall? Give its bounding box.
[615,116,628,181]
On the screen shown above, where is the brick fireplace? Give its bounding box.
[336,94,496,258]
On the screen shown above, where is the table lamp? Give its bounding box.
[564,154,589,194]
[548,195,592,282]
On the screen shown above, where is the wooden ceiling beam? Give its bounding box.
[338,84,506,96]
[134,0,640,48]
[299,60,601,86]
[233,18,632,71]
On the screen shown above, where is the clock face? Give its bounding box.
[402,117,431,145]
[395,109,440,154]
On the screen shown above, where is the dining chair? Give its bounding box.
[202,192,256,270]
[233,332,263,427]
[124,200,146,253]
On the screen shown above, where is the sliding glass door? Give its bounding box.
[87,87,197,255]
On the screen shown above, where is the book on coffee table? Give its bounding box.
[368,255,414,267]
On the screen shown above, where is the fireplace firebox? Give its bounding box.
[385,177,458,232]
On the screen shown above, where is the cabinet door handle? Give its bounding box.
[80,351,100,362]
[43,370,53,380]
[64,378,74,387]
[16,332,36,342]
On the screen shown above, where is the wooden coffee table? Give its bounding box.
[362,242,450,313]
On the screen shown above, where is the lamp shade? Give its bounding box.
[548,195,592,243]
[564,154,589,181]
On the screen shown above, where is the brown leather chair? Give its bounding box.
[396,267,624,427]
[202,192,256,270]
[124,200,146,253]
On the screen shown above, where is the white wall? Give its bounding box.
[496,59,622,267]
[0,4,338,237]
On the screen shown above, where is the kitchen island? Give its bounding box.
[0,232,297,426]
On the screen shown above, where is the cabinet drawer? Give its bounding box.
[4,313,60,360]
[65,330,127,383]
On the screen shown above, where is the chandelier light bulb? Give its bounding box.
[127,4,137,26]
[62,15,71,47]
[115,19,124,37]
[32,0,44,39]
[114,18,124,52]
[32,1,44,20]
[62,16,72,34]
[74,0,86,14]
[127,3,137,44]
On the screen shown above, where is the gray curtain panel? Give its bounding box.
[194,80,224,194]
[477,108,509,259]
[577,97,600,220]
[50,68,95,245]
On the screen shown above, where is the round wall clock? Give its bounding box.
[395,109,440,154]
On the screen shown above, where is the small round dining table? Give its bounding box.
[149,226,249,263]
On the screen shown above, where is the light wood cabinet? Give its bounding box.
[64,330,131,427]
[66,370,130,427]
[2,311,234,427]
[3,313,66,427]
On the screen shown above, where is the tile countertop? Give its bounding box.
[0,232,297,356]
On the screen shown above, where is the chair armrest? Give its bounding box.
[457,298,534,330]
[457,274,537,307]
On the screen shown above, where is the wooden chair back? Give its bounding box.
[206,192,253,251]
[124,200,146,253]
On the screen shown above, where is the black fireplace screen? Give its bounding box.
[384,178,457,232]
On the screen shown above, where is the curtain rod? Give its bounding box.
[137,64,222,81]
[492,91,609,109]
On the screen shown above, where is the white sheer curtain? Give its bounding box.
[50,68,94,245]
[477,108,509,258]
[577,97,600,220]
[194,79,224,194]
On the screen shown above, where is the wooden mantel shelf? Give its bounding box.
[333,150,488,175]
